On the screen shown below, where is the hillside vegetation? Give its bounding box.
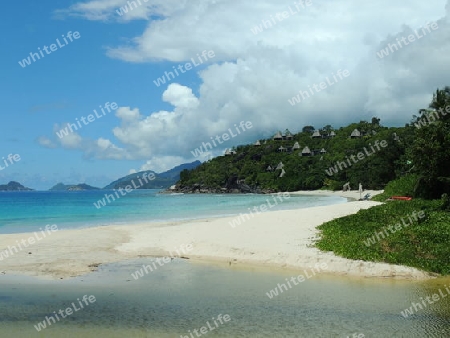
[179,120,411,192]
[178,87,450,198]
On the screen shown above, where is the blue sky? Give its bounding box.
[2,0,204,189]
[2,0,449,189]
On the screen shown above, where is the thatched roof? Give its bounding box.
[279,169,286,178]
[224,149,236,155]
[276,161,284,170]
[301,146,312,155]
[350,129,361,138]
[284,129,293,139]
[273,131,283,140]
[329,131,336,137]
[312,130,321,138]
[320,148,327,154]
[254,140,261,146]
[292,142,300,150]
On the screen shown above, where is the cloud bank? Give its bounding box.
[46,0,450,172]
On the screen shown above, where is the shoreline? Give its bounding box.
[0,190,432,281]
[290,188,383,200]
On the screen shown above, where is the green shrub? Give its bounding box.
[373,174,419,201]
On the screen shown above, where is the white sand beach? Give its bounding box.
[290,189,384,201]
[0,190,431,280]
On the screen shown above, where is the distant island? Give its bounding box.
[41,160,202,191]
[49,183,100,191]
[0,181,33,191]
[104,160,201,190]
[0,159,201,192]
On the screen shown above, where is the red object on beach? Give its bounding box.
[391,196,413,201]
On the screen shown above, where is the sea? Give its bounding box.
[0,189,346,234]
[0,190,449,337]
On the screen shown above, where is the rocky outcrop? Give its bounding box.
[166,180,275,194]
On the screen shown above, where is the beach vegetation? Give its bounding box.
[315,199,450,275]
[372,174,419,201]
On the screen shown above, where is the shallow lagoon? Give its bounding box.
[0,258,449,337]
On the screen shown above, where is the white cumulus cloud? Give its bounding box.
[47,0,450,171]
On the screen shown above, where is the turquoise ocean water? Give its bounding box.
[0,190,346,233]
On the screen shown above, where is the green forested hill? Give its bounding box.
[178,120,413,192]
[178,87,450,195]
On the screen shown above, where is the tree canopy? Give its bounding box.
[409,88,450,198]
